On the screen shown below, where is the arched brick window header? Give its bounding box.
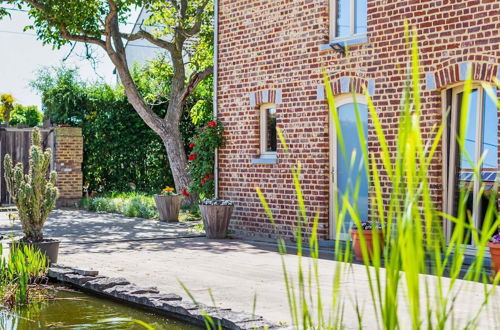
[426,62,500,90]
[249,89,282,106]
[317,77,375,100]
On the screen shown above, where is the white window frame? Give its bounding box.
[329,0,367,42]
[443,83,497,250]
[260,103,277,158]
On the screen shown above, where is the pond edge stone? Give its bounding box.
[48,264,284,329]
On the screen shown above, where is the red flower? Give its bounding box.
[201,179,206,184]
[207,121,217,127]
[204,174,210,179]
[189,142,195,149]
[188,153,197,161]
[182,188,190,197]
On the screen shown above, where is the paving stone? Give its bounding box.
[83,277,130,291]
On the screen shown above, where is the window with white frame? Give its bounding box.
[443,85,499,247]
[260,103,277,157]
[330,0,367,39]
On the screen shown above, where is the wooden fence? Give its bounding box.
[0,127,55,205]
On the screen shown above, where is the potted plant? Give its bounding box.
[350,221,384,262]
[154,186,183,222]
[4,127,59,263]
[199,199,234,239]
[488,233,500,275]
[184,120,234,238]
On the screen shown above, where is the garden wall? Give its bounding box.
[0,127,83,207]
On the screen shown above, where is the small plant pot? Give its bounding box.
[9,239,60,265]
[199,204,234,239]
[350,229,384,262]
[488,242,500,275]
[154,194,183,222]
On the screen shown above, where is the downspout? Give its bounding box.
[213,0,220,198]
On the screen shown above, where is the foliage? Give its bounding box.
[31,62,213,194]
[0,243,49,307]
[186,121,224,199]
[30,66,87,126]
[79,192,201,221]
[254,26,500,329]
[3,128,58,242]
[0,93,15,124]
[9,105,43,127]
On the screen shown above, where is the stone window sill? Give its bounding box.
[251,156,278,164]
[320,34,368,51]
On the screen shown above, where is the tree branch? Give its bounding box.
[180,65,213,103]
[120,29,176,54]
[21,0,107,48]
[183,0,210,37]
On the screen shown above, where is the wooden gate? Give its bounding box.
[0,128,55,205]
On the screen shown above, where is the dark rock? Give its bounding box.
[83,277,130,291]
[65,273,98,286]
[158,300,200,317]
[74,269,99,276]
[104,284,159,295]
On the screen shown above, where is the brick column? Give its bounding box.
[54,127,83,207]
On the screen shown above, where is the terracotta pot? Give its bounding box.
[9,239,60,265]
[199,204,234,239]
[350,229,384,262]
[488,242,500,275]
[154,194,183,222]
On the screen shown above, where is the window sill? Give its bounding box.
[251,156,278,164]
[320,34,368,51]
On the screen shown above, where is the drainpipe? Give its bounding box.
[213,0,219,198]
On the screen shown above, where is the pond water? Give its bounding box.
[0,286,199,329]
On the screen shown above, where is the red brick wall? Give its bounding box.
[217,0,500,240]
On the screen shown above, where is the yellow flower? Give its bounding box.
[161,186,175,194]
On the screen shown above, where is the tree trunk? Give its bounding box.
[160,123,197,206]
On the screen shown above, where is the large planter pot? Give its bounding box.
[9,239,60,265]
[154,194,183,222]
[350,229,384,262]
[199,205,234,239]
[488,242,500,275]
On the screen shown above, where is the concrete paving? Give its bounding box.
[1,209,499,329]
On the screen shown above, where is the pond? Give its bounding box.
[0,286,199,329]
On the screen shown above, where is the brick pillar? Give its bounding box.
[54,127,83,207]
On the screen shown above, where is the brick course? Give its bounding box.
[217,0,500,240]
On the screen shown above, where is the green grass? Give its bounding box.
[253,24,500,329]
[78,192,201,221]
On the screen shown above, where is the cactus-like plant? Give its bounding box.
[4,128,58,242]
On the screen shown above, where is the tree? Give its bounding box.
[8,0,214,204]
[0,94,15,124]
[9,104,43,127]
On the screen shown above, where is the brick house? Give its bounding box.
[215,0,500,245]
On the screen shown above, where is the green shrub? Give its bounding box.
[32,60,214,194]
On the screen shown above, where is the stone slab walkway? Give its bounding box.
[1,209,499,328]
[0,208,202,244]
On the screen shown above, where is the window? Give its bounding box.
[260,104,277,157]
[330,0,367,39]
[444,85,499,246]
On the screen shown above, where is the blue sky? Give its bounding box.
[0,8,140,109]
